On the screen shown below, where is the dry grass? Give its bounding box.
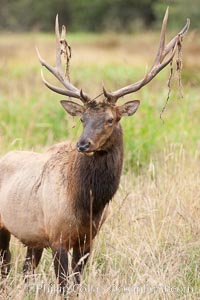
[0,145,199,300]
[0,30,200,299]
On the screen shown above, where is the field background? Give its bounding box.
[0,27,200,299]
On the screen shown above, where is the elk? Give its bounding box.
[0,8,189,293]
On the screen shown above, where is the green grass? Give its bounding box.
[0,31,200,299]
[0,32,199,167]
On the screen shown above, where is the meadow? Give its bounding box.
[0,28,200,299]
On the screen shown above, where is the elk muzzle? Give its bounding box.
[76,139,94,156]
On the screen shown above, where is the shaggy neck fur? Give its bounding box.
[68,124,123,222]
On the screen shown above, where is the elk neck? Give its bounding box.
[67,123,124,222]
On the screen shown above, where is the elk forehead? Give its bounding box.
[83,104,117,122]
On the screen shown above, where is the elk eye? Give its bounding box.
[107,118,114,124]
[80,118,84,123]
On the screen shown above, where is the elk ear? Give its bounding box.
[118,100,140,116]
[60,100,84,117]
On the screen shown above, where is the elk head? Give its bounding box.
[36,9,189,155]
[60,99,140,155]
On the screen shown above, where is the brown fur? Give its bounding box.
[0,100,139,291]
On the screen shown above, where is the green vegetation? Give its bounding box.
[0,31,199,171]
[1,0,199,32]
[0,29,199,299]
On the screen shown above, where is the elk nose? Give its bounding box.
[77,141,91,152]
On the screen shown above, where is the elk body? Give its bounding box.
[0,9,189,293]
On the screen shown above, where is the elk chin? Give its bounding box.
[78,151,94,157]
[84,151,94,157]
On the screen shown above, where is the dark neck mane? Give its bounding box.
[69,124,124,221]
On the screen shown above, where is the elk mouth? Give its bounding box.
[84,151,94,157]
[78,150,94,156]
[77,145,94,156]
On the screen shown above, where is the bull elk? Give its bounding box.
[0,8,189,294]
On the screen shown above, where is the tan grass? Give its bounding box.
[0,31,200,299]
[0,145,199,300]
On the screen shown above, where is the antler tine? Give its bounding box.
[163,18,190,57]
[104,8,190,103]
[40,69,81,98]
[36,16,91,103]
[55,14,62,71]
[154,7,168,65]
[36,46,81,99]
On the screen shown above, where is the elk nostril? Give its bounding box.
[77,141,91,152]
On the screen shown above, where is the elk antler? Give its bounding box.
[104,8,190,103]
[36,15,91,103]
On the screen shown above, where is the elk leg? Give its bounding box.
[23,247,43,276]
[0,228,11,278]
[72,246,90,285]
[52,246,68,294]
